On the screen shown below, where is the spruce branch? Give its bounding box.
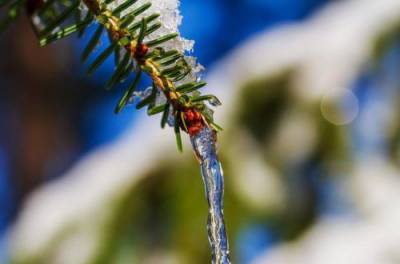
[1,2,232,262]
[0,0,222,150]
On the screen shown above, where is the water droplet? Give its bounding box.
[209,96,222,107]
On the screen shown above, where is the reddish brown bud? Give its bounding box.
[184,109,202,123]
[193,111,202,121]
[185,109,196,122]
[134,44,149,59]
[188,123,202,136]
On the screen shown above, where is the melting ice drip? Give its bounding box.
[191,127,231,264]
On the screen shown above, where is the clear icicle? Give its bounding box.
[191,127,231,264]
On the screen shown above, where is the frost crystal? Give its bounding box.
[109,0,194,53]
[155,90,167,105]
[128,86,153,105]
[107,0,204,83]
[185,56,205,75]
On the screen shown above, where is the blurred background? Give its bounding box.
[2,0,400,263]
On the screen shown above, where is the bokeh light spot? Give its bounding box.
[321,88,359,126]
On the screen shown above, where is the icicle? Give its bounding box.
[191,127,231,264]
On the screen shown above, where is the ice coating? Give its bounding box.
[178,56,205,85]
[107,0,204,82]
[155,90,167,105]
[109,0,192,53]
[166,104,175,127]
[127,86,152,105]
[191,127,231,264]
